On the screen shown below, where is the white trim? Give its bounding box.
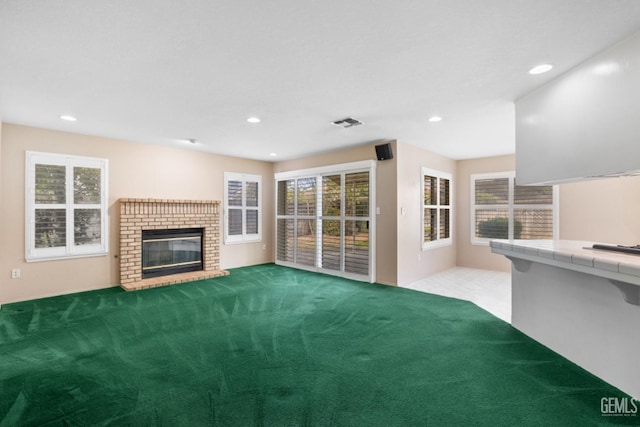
[470,171,559,246]
[274,160,376,181]
[223,172,263,244]
[275,160,376,283]
[421,167,453,251]
[25,151,109,262]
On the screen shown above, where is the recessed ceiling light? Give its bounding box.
[247,117,261,124]
[269,153,277,157]
[428,116,442,122]
[60,115,77,122]
[528,64,553,75]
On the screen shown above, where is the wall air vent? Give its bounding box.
[331,117,363,128]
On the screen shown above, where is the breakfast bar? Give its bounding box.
[491,239,640,399]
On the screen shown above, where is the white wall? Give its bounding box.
[516,31,640,185]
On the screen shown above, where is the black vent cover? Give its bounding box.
[331,117,363,128]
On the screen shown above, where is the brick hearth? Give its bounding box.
[118,198,228,291]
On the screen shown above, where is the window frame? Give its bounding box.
[223,172,262,244]
[470,171,559,246]
[421,167,453,250]
[274,160,376,283]
[25,151,109,262]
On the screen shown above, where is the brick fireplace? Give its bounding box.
[118,198,228,291]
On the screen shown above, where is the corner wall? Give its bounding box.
[456,155,514,272]
[396,142,457,285]
[273,142,398,286]
[456,154,640,272]
[0,124,274,303]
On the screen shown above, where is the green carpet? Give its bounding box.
[0,264,636,426]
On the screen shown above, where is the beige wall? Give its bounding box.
[270,140,459,286]
[273,142,398,285]
[0,124,274,303]
[6,122,637,303]
[559,176,640,244]
[396,142,457,285]
[456,155,514,272]
[456,154,640,272]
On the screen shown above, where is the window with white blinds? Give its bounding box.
[224,173,262,244]
[275,160,375,282]
[422,167,452,250]
[26,151,108,261]
[471,172,558,245]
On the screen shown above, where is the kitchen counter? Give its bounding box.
[491,239,640,399]
[490,239,640,303]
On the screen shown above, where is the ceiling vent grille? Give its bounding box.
[331,117,363,128]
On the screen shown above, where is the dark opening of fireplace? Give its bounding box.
[142,228,203,279]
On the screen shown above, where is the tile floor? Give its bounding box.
[403,267,512,323]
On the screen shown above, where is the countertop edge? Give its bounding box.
[490,239,640,286]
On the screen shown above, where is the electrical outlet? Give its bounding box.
[11,269,21,279]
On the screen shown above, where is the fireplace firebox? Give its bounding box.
[142,228,203,279]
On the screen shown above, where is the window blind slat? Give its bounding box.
[422,170,451,247]
[475,209,510,239]
[514,209,554,239]
[277,180,295,216]
[321,220,341,271]
[28,153,108,260]
[475,178,509,205]
[246,182,259,207]
[276,166,371,280]
[439,179,450,206]
[472,174,554,241]
[245,209,258,235]
[423,208,437,242]
[440,208,450,239]
[35,208,67,248]
[227,181,243,207]
[424,175,437,205]
[276,219,294,262]
[345,172,369,217]
[322,175,341,216]
[345,220,368,275]
[73,167,101,204]
[228,209,242,235]
[297,178,316,216]
[296,219,316,266]
[514,185,553,205]
[35,164,66,204]
[74,209,101,246]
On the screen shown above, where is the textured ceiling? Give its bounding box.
[2,1,640,161]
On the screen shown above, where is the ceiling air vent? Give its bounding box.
[331,117,363,128]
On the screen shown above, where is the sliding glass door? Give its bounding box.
[275,161,375,282]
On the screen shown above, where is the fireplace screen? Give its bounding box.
[142,228,203,278]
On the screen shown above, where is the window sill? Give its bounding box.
[422,240,453,251]
[26,251,109,263]
[223,238,262,245]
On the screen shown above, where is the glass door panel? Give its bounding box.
[296,219,316,266]
[321,220,341,271]
[276,218,294,262]
[344,220,369,276]
[276,165,372,281]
